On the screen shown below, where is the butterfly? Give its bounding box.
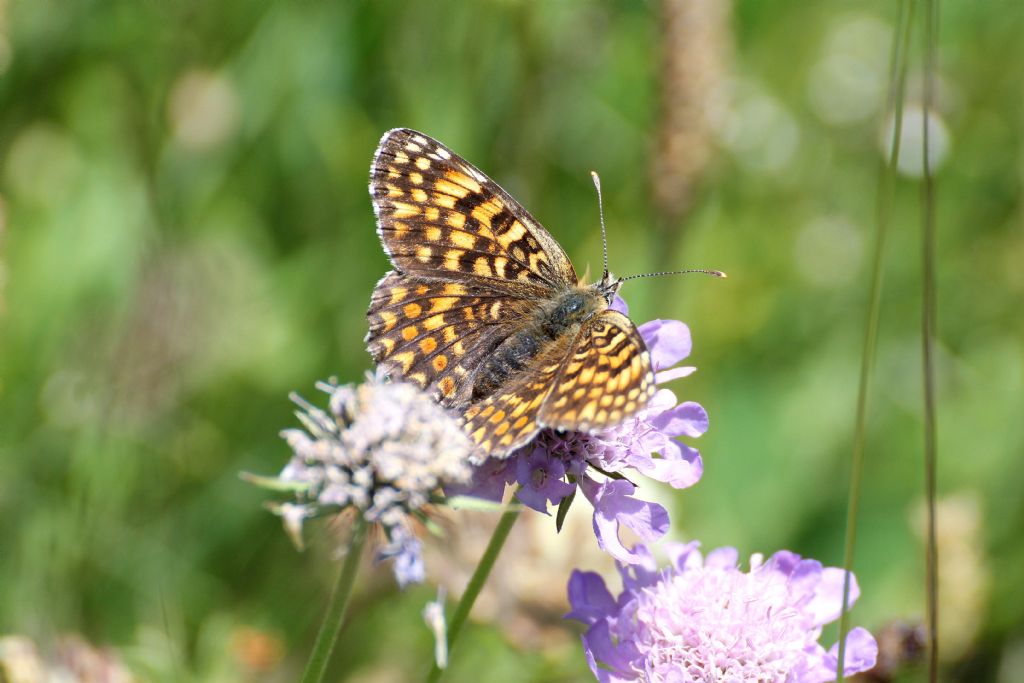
[366,128,657,459]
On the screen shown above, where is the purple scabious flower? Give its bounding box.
[263,371,473,587]
[452,298,707,564]
[567,543,878,682]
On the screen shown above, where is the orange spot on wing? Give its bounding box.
[444,170,482,195]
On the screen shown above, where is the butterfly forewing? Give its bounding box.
[370,128,577,292]
[538,310,656,433]
[367,271,535,406]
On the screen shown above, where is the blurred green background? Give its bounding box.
[1,0,1022,681]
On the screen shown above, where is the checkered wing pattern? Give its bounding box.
[367,271,534,406]
[462,310,656,457]
[538,310,656,433]
[462,335,572,457]
[369,128,577,294]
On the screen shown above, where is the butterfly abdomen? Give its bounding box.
[471,287,606,402]
[471,328,544,402]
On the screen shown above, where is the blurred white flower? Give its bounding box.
[714,80,800,174]
[881,104,951,177]
[3,123,83,205]
[422,588,448,670]
[0,635,137,683]
[168,69,240,151]
[808,15,892,126]
[913,493,990,662]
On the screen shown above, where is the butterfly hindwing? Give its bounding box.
[370,128,577,293]
[367,271,535,407]
[538,309,656,433]
[461,336,570,457]
[460,310,656,458]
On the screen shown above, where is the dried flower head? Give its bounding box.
[567,543,878,682]
[0,634,137,683]
[265,371,473,586]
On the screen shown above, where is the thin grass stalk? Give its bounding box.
[835,1,915,680]
[300,516,368,683]
[921,0,941,679]
[425,498,523,683]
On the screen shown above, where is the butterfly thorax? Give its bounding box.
[471,286,607,402]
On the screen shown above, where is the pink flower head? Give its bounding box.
[567,543,878,682]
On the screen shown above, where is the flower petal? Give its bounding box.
[638,319,692,369]
[445,457,512,503]
[705,546,739,569]
[515,477,576,514]
[582,621,641,681]
[650,401,709,438]
[513,447,575,513]
[628,440,703,490]
[566,570,617,625]
[825,627,879,677]
[765,549,803,577]
[377,533,425,588]
[617,542,660,589]
[808,567,860,626]
[655,366,697,384]
[587,479,670,564]
[664,540,703,573]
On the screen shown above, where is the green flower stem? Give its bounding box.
[836,1,914,680]
[425,500,523,683]
[922,0,940,679]
[300,516,368,683]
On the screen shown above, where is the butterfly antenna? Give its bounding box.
[591,171,610,283]
[619,268,727,282]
